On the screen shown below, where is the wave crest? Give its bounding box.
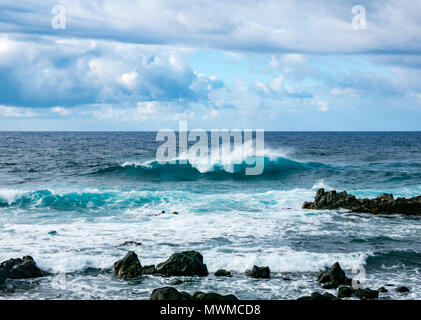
[94,152,328,181]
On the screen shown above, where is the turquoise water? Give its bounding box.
[0,132,420,299]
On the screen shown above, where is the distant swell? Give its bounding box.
[365,250,421,270]
[91,156,329,181]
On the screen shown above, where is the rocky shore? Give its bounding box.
[1,250,412,300]
[302,188,421,215]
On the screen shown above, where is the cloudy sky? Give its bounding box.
[1,0,421,130]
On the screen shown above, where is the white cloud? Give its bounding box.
[51,106,70,116]
[311,99,329,112]
[118,71,138,89]
[4,0,421,54]
[269,75,284,93]
[0,105,36,117]
[202,109,219,120]
[330,88,359,97]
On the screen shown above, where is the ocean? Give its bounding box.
[0,131,420,299]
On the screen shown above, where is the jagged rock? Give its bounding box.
[377,287,388,293]
[156,251,208,277]
[317,262,351,288]
[141,265,157,275]
[297,292,340,301]
[118,241,142,247]
[113,251,142,278]
[396,286,410,293]
[246,265,270,279]
[214,269,232,277]
[354,288,379,300]
[302,188,421,215]
[193,291,238,301]
[0,256,46,285]
[150,287,192,300]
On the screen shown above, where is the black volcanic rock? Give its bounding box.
[141,265,157,275]
[150,287,192,300]
[214,269,232,277]
[246,265,270,279]
[317,262,351,288]
[150,287,238,301]
[337,286,355,298]
[118,241,142,247]
[354,288,379,300]
[193,291,238,301]
[302,188,421,215]
[396,286,410,293]
[297,292,340,301]
[156,251,208,277]
[0,256,46,285]
[113,251,142,278]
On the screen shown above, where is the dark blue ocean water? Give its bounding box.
[0,132,420,299]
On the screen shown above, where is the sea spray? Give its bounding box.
[156,121,265,175]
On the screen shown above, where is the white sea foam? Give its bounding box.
[0,188,28,204]
[122,145,292,174]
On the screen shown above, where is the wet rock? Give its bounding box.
[214,269,232,277]
[113,251,142,278]
[302,188,421,215]
[141,265,157,275]
[150,287,192,300]
[298,292,340,301]
[354,288,379,300]
[118,241,142,247]
[246,265,270,279]
[377,287,388,293]
[337,286,355,298]
[156,251,208,277]
[170,279,184,285]
[396,286,410,293]
[317,262,351,288]
[0,256,46,283]
[193,291,238,301]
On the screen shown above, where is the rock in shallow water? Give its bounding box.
[193,291,238,301]
[297,292,340,301]
[396,286,410,293]
[156,251,208,277]
[214,269,232,277]
[317,262,351,288]
[246,265,270,279]
[150,287,238,300]
[113,251,142,278]
[118,241,142,247]
[141,265,157,275]
[150,287,192,300]
[337,286,355,298]
[354,288,379,300]
[0,256,46,285]
[302,188,421,215]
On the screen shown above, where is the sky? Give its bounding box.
[1,0,421,131]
